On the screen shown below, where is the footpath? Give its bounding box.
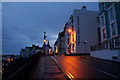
[34,56,65,80]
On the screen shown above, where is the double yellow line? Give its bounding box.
[66,70,75,80]
[51,56,75,80]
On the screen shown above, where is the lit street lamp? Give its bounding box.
[67,28,72,33]
[43,40,47,44]
[43,32,47,54]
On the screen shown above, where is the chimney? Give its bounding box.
[81,6,87,11]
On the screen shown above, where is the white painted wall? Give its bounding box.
[91,49,120,62]
[64,7,99,54]
[73,9,99,53]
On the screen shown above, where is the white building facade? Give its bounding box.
[65,6,99,54]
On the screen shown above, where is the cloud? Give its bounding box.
[2,2,98,55]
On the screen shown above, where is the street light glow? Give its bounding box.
[43,40,47,43]
[68,28,72,33]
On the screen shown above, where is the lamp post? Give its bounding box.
[43,32,47,55]
[84,40,88,53]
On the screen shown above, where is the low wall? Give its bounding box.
[91,49,120,62]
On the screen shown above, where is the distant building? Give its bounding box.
[99,2,120,49]
[64,6,99,54]
[42,41,53,55]
[54,40,58,54]
[54,31,65,55]
[32,44,43,53]
[25,47,33,57]
[20,49,26,58]
[20,44,42,58]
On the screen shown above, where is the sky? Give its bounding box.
[2,2,99,55]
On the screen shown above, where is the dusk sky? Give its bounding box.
[2,2,99,55]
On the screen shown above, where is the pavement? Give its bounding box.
[34,56,65,80]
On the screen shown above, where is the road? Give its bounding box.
[53,56,120,79]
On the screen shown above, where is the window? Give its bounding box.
[102,28,106,39]
[68,38,69,43]
[77,16,79,25]
[109,7,115,21]
[111,22,117,36]
[71,18,73,23]
[101,3,106,10]
[67,32,69,36]
[78,41,80,45]
[78,27,80,34]
[72,26,74,31]
[101,15,105,26]
[78,30,80,34]
[78,36,80,45]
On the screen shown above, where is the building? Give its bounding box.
[54,30,65,55]
[91,2,120,62]
[42,41,53,55]
[54,40,58,54]
[20,49,26,58]
[64,6,99,54]
[20,44,42,58]
[32,44,43,54]
[99,2,120,49]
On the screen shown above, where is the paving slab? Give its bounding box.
[34,56,65,80]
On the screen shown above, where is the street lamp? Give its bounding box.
[67,28,72,33]
[43,32,47,55]
[43,40,47,43]
[84,40,88,53]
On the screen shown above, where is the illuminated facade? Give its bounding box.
[20,44,42,58]
[65,6,99,54]
[54,31,65,55]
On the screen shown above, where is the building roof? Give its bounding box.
[26,47,33,49]
[47,40,52,48]
[58,31,65,38]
